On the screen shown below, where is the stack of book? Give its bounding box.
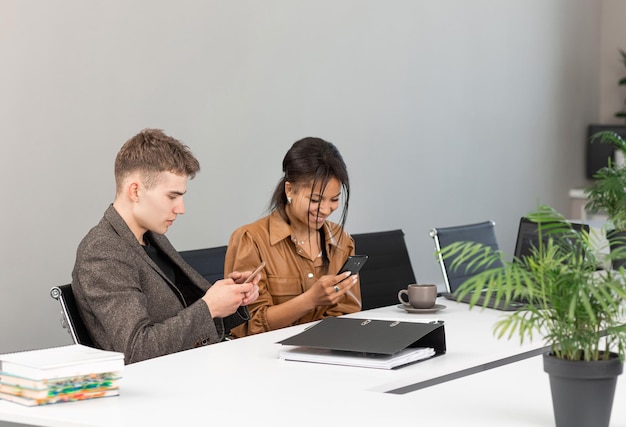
[0,344,124,406]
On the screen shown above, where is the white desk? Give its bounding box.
[1,300,625,426]
[344,301,548,393]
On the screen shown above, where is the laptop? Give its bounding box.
[442,288,523,312]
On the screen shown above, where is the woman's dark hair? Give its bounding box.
[270,137,350,269]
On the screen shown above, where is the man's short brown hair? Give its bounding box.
[114,129,200,193]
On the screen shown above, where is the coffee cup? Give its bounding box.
[398,284,437,309]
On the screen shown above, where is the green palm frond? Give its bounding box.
[584,131,626,230]
[589,130,626,152]
[436,204,626,362]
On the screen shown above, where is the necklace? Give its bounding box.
[293,231,322,259]
[294,233,311,246]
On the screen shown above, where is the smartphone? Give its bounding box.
[243,261,266,284]
[337,255,368,275]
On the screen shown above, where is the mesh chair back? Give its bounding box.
[179,245,228,284]
[429,221,502,294]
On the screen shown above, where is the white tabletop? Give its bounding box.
[1,300,624,427]
[343,300,548,393]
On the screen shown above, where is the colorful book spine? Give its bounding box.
[0,371,122,406]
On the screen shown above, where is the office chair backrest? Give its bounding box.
[429,220,503,294]
[179,245,228,284]
[352,229,417,310]
[50,284,96,348]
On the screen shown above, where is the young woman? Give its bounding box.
[224,137,362,337]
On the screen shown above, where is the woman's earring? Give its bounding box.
[287,196,292,204]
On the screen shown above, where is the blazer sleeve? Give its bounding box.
[73,233,221,364]
[161,238,250,334]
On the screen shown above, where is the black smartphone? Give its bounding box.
[337,255,368,275]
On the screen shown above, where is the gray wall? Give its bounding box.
[0,0,621,353]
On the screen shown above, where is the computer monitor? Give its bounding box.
[587,124,626,179]
[513,217,589,261]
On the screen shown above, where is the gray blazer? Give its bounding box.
[72,205,248,364]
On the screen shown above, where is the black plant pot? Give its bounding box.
[607,229,626,270]
[543,353,623,427]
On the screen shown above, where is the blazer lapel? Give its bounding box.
[103,205,176,287]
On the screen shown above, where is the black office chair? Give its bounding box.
[352,229,417,310]
[179,245,228,283]
[50,284,96,348]
[429,220,503,294]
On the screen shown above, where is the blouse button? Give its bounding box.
[307,273,314,279]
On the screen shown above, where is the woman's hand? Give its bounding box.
[307,271,358,306]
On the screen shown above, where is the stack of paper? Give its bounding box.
[279,346,436,369]
[0,344,124,406]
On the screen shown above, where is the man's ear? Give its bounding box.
[128,181,140,203]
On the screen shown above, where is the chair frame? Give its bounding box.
[50,284,95,347]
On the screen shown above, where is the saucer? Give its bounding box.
[396,303,446,314]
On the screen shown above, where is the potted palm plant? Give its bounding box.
[585,131,626,269]
[439,205,626,427]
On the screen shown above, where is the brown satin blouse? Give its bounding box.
[224,210,362,337]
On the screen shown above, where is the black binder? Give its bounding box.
[278,317,446,356]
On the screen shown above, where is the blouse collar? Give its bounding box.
[268,210,338,249]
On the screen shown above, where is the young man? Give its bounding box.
[72,129,259,364]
